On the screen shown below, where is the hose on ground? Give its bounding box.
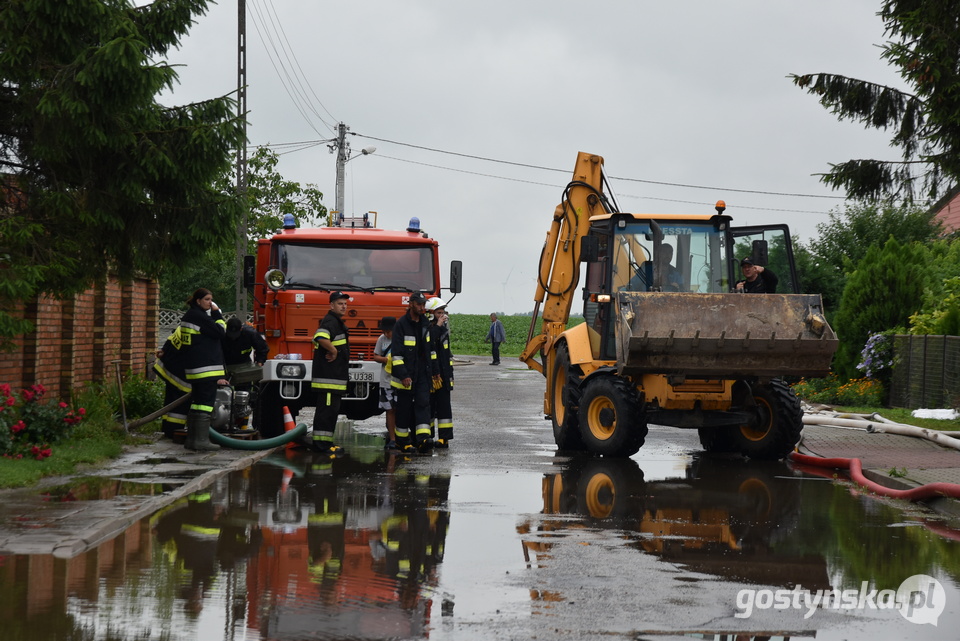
[788,451,960,502]
[209,423,308,450]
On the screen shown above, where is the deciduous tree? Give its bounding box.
[160,146,327,309]
[798,201,940,315]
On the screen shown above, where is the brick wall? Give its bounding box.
[0,276,158,401]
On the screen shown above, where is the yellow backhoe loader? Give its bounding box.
[520,152,838,459]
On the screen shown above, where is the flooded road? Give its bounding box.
[2,358,960,640]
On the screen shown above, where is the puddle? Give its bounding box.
[139,457,184,465]
[2,429,959,640]
[37,476,170,502]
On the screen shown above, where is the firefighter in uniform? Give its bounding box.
[154,330,190,440]
[390,292,434,454]
[223,317,269,369]
[425,297,454,448]
[179,288,227,451]
[309,291,349,455]
[222,317,269,431]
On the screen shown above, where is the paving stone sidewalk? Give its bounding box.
[0,436,269,558]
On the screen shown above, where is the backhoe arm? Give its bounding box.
[521,152,608,374]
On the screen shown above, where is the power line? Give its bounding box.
[354,132,849,201]
[371,154,836,215]
[247,0,335,136]
[252,134,848,213]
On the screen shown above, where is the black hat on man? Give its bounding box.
[329,291,350,303]
[409,291,427,304]
[740,257,755,267]
[226,317,243,339]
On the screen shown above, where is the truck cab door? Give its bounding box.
[729,224,800,294]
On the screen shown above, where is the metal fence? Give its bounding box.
[889,334,960,409]
[156,309,252,347]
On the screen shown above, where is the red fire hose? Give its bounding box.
[788,451,960,502]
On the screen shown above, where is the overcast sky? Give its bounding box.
[161,0,904,315]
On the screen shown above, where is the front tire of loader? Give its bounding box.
[730,379,803,460]
[577,376,647,457]
[551,344,586,451]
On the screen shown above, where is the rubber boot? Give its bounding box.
[185,411,220,452]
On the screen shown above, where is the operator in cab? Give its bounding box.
[735,256,778,293]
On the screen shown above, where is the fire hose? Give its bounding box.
[209,422,308,450]
[126,391,307,450]
[787,451,960,501]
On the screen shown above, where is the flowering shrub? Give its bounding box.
[835,378,884,406]
[856,332,894,380]
[0,383,85,460]
[791,375,884,407]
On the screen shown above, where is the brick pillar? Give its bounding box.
[92,280,107,384]
[59,296,76,395]
[20,298,39,390]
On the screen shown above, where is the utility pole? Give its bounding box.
[235,0,249,318]
[333,122,350,220]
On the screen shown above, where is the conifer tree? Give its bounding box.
[833,238,929,378]
[0,0,244,347]
[792,1,960,201]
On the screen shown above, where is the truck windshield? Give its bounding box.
[613,221,729,294]
[275,243,437,292]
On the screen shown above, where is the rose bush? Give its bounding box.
[0,383,85,460]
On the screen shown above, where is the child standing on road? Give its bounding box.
[373,316,399,450]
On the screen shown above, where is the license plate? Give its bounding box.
[350,372,374,382]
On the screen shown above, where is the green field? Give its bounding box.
[448,314,584,357]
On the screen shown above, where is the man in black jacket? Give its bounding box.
[735,256,779,293]
[309,291,350,455]
[390,292,434,454]
[223,317,269,368]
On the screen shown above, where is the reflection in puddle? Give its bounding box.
[3,429,960,639]
[38,476,170,502]
[520,455,828,587]
[0,430,451,640]
[516,452,960,635]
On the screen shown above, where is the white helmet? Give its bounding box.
[425,297,447,313]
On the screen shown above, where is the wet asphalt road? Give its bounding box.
[327,356,960,640]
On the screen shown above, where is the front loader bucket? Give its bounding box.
[616,292,837,379]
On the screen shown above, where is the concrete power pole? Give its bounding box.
[234,0,249,318]
[333,122,350,221]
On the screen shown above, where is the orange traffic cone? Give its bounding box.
[282,406,298,450]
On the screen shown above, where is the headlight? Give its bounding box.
[277,363,306,379]
[265,268,286,291]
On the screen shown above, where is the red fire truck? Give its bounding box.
[244,213,462,437]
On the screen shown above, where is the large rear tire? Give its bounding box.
[551,344,586,451]
[577,376,647,457]
[730,379,803,460]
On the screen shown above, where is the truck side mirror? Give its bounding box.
[580,236,599,262]
[751,240,769,266]
[243,255,256,289]
[449,260,463,293]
